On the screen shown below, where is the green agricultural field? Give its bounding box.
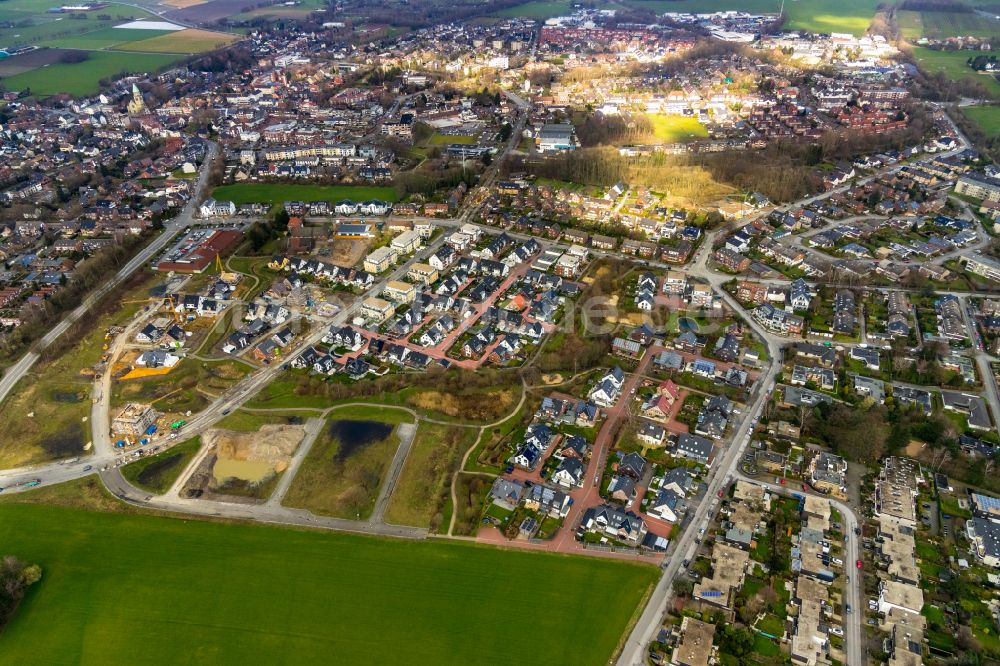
[492,0,573,19]
[0,3,157,49]
[0,504,658,665]
[963,105,1000,137]
[1,50,182,96]
[37,27,169,50]
[911,47,1000,99]
[646,114,709,143]
[211,183,399,205]
[624,0,879,35]
[120,437,201,494]
[898,10,1000,40]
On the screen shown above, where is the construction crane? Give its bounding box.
[215,253,224,274]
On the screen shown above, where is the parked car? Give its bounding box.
[856,559,862,569]
[829,626,844,637]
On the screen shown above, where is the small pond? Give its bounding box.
[329,420,394,461]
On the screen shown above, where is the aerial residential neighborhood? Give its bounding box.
[1,0,1000,664]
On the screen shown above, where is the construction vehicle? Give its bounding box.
[164,295,183,324]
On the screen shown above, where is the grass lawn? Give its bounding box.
[757,613,785,637]
[120,437,201,494]
[283,413,412,519]
[211,183,399,205]
[646,114,709,143]
[962,105,1000,137]
[939,495,973,519]
[753,634,781,657]
[0,503,658,665]
[1,51,182,96]
[911,47,1000,100]
[384,422,479,529]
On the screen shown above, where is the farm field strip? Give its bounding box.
[0,504,658,666]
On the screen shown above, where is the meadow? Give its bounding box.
[898,10,1000,40]
[963,105,1000,137]
[283,414,411,519]
[2,51,182,95]
[384,422,478,529]
[911,47,1000,99]
[0,504,657,665]
[120,437,202,493]
[211,183,400,205]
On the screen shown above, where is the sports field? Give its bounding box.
[211,183,400,204]
[646,114,709,143]
[963,105,1000,137]
[430,133,477,145]
[911,47,1000,99]
[0,504,657,665]
[2,51,182,96]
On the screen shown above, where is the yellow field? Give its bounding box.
[117,29,239,55]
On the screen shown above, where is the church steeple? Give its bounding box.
[127,84,147,115]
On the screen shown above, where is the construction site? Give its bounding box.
[181,424,306,503]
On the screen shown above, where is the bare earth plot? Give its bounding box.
[116,28,240,54]
[0,48,73,77]
[165,0,272,23]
